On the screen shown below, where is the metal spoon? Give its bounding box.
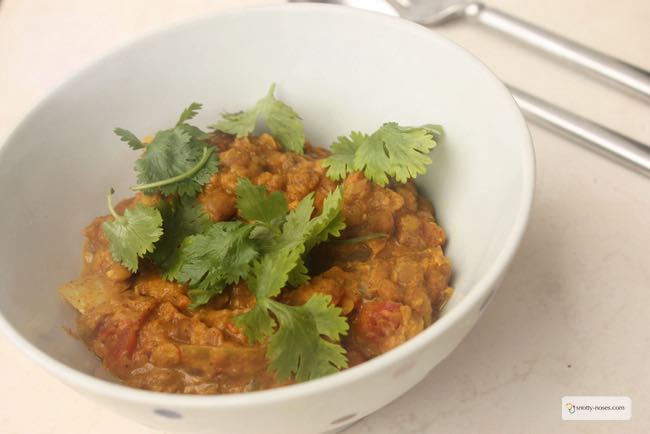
[292,0,650,177]
[390,0,650,101]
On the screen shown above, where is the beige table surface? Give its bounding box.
[1,0,649,433]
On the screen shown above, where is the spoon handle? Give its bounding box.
[468,4,650,102]
[508,85,650,177]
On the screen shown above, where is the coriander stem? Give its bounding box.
[328,233,388,245]
[106,188,119,220]
[267,82,276,98]
[131,147,212,192]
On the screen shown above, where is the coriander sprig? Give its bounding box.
[212,83,305,154]
[106,187,119,220]
[176,102,202,126]
[148,196,211,271]
[230,183,348,381]
[169,222,259,309]
[102,188,163,272]
[322,123,443,186]
[131,146,213,192]
[234,250,349,382]
[115,102,219,197]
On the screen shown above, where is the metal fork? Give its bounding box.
[292,0,650,177]
[387,0,650,101]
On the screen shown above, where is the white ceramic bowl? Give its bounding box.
[0,4,534,434]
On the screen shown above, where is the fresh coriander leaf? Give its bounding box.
[232,245,303,343]
[235,178,288,227]
[114,127,144,150]
[149,196,211,270]
[167,222,259,307]
[321,132,366,181]
[237,294,348,382]
[134,127,191,188]
[213,108,260,138]
[265,296,347,382]
[276,193,316,249]
[212,84,305,154]
[247,225,280,254]
[181,124,220,189]
[255,187,344,286]
[230,187,349,381]
[287,260,310,287]
[324,123,443,186]
[169,222,257,287]
[303,186,345,252]
[302,294,349,340]
[355,122,441,184]
[101,189,163,272]
[176,102,202,126]
[132,146,215,193]
[232,299,276,344]
[177,123,211,141]
[233,247,349,382]
[249,225,274,240]
[249,246,303,300]
[418,124,444,138]
[308,213,346,247]
[236,191,313,279]
[262,85,305,154]
[281,186,345,286]
[133,126,218,196]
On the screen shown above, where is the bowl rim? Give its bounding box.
[0,2,535,408]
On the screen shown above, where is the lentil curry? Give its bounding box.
[58,89,453,394]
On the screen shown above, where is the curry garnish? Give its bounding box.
[115,103,219,197]
[102,188,163,272]
[322,122,443,186]
[212,83,305,154]
[167,221,260,309]
[114,127,144,150]
[234,277,349,382]
[232,181,348,380]
[148,196,212,271]
[176,101,203,126]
